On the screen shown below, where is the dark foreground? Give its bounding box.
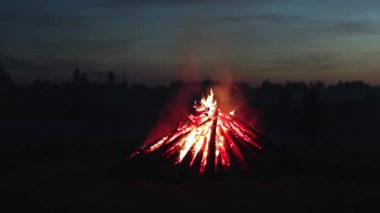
[1,139,379,213]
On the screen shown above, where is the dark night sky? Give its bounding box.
[1,0,380,85]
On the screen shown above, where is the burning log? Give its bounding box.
[130,88,264,175]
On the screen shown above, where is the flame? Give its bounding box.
[131,88,263,175]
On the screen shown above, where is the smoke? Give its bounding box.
[143,83,201,145]
[142,20,204,145]
[142,18,261,145]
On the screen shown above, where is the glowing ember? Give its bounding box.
[130,88,264,175]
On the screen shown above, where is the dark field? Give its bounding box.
[1,81,380,212]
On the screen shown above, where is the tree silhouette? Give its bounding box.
[72,68,88,84]
[297,82,324,146]
[201,78,212,91]
[0,64,12,89]
[121,73,127,87]
[108,70,115,85]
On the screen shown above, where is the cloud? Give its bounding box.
[0,1,105,32]
[94,0,278,8]
[326,20,380,36]
[360,51,380,56]
[260,52,341,74]
[305,53,336,64]
[37,39,131,58]
[220,12,380,46]
[221,13,303,24]
[0,10,98,30]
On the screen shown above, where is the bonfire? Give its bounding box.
[130,88,264,175]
